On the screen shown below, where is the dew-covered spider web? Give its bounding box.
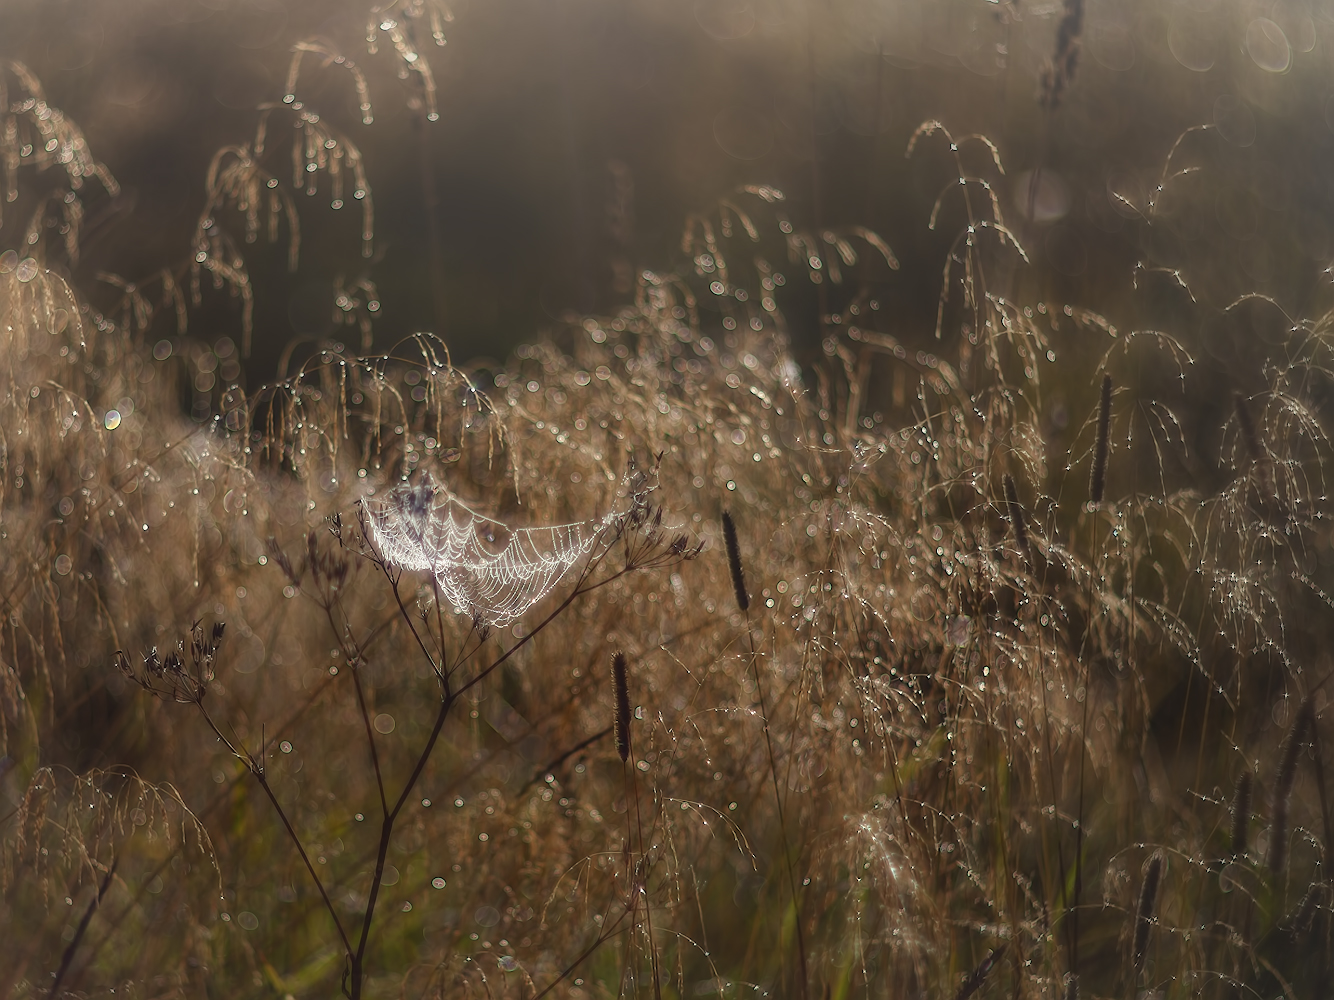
[363,476,601,628]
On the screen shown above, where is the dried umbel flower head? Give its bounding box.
[116,620,225,704]
[721,510,749,613]
[612,651,631,763]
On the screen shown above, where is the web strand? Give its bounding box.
[364,477,597,627]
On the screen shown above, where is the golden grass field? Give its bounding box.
[4,2,1334,997]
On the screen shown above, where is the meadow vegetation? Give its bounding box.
[3,2,1334,998]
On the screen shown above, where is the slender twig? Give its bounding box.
[521,726,613,792]
[323,604,390,817]
[193,701,354,966]
[49,857,119,997]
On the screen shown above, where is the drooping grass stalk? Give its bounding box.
[1234,392,1272,497]
[48,856,119,997]
[723,509,809,1000]
[1230,771,1253,856]
[1089,374,1112,509]
[1003,473,1032,566]
[1073,375,1112,980]
[1132,852,1163,978]
[1269,699,1314,876]
[954,944,1005,1000]
[610,650,663,1000]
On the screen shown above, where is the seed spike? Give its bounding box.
[721,510,749,613]
[1132,852,1163,973]
[612,651,631,764]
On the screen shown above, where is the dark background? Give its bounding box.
[2,0,1333,384]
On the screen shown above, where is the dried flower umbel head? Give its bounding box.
[116,620,224,705]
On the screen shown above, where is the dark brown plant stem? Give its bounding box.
[531,908,635,1000]
[614,647,662,1000]
[49,857,118,997]
[1074,380,1112,978]
[345,638,389,817]
[252,770,355,968]
[191,701,354,970]
[1090,373,1111,507]
[349,688,456,1000]
[1311,723,1334,883]
[954,945,1005,1000]
[522,726,612,791]
[725,508,808,1000]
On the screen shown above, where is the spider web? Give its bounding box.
[363,476,599,627]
